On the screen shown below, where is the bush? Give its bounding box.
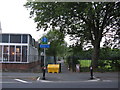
[98,60,120,72]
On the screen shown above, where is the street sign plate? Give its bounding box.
[40,44,50,48]
[42,37,48,43]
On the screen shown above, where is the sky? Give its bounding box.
[0,0,72,45]
[0,0,106,47]
[0,0,46,41]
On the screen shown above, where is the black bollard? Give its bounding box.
[90,66,94,79]
[59,63,61,73]
[42,67,46,80]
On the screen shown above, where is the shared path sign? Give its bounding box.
[40,44,50,48]
[42,37,48,43]
[40,37,50,48]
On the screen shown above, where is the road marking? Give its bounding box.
[37,78,101,83]
[37,77,41,81]
[14,79,31,83]
[87,78,100,82]
[36,78,112,83]
[102,80,112,82]
[36,77,53,82]
[37,80,100,83]
[39,80,53,82]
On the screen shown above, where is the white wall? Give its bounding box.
[28,45,38,63]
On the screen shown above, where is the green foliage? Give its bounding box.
[68,47,120,60]
[25,2,119,44]
[99,48,120,60]
[79,60,91,67]
[78,59,120,72]
[25,2,120,67]
[40,30,67,58]
[66,47,120,72]
[98,60,120,71]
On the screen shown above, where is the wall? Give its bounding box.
[1,60,41,71]
[28,45,39,63]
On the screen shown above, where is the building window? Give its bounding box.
[3,45,9,53]
[10,34,21,43]
[3,46,9,61]
[22,46,27,62]
[16,46,21,62]
[3,54,8,61]
[22,35,28,43]
[2,34,9,43]
[9,46,15,61]
[0,45,2,61]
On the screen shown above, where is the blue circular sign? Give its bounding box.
[42,37,48,43]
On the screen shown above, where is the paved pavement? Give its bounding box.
[1,60,119,88]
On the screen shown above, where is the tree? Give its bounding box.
[25,2,120,68]
[40,30,67,63]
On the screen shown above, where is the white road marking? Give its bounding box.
[39,80,53,82]
[37,77,41,81]
[2,79,112,84]
[37,79,101,83]
[14,79,31,83]
[37,78,101,83]
[87,78,100,81]
[102,80,112,82]
[36,77,53,82]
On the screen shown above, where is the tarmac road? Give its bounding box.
[1,60,119,88]
[2,79,118,88]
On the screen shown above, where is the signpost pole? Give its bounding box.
[44,48,46,67]
[40,37,50,80]
[42,48,46,80]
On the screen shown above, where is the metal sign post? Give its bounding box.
[44,48,46,67]
[42,48,46,80]
[40,37,50,80]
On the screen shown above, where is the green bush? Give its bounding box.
[98,60,120,72]
[78,60,120,72]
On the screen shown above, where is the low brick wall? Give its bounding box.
[0,61,41,71]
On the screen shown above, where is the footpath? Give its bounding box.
[2,60,119,82]
[40,60,119,82]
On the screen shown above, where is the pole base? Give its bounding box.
[90,77,94,79]
[42,77,46,80]
[90,76,95,79]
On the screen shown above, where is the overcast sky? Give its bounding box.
[0,0,72,45]
[0,0,106,47]
[0,0,46,41]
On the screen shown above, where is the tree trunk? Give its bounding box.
[91,41,100,69]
